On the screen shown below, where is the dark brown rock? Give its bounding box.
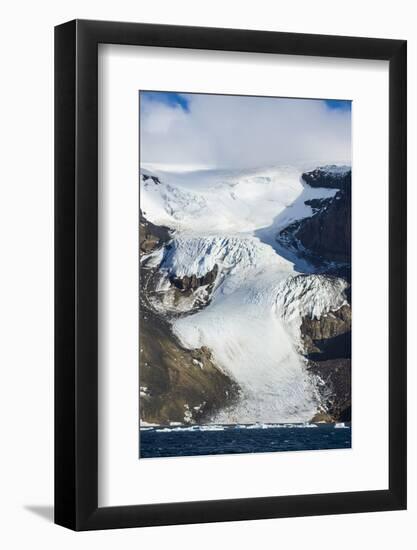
[142,173,161,185]
[295,187,351,262]
[139,213,238,425]
[172,264,219,292]
[301,304,351,423]
[302,166,351,191]
[301,304,351,354]
[139,307,239,425]
[277,167,351,263]
[139,209,171,255]
[308,358,351,422]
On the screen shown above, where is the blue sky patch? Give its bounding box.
[141,91,190,112]
[324,99,351,111]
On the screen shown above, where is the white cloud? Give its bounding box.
[140,93,351,169]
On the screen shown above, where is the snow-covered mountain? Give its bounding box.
[141,164,338,234]
[140,164,351,424]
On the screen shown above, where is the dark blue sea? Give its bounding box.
[139,423,351,458]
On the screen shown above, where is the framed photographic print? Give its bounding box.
[55,20,407,530]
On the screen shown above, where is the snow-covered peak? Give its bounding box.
[140,165,340,235]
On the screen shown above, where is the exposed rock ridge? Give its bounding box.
[276,166,352,422]
[301,304,351,423]
[277,166,351,264]
[171,264,219,292]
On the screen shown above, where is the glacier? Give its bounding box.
[140,164,350,424]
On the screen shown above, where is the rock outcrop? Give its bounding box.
[141,173,161,185]
[295,189,351,262]
[139,307,239,425]
[140,209,171,255]
[279,166,352,423]
[277,166,351,264]
[301,304,351,354]
[302,165,351,191]
[171,264,218,292]
[309,358,351,422]
[301,304,351,422]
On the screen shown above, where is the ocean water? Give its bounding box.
[139,424,351,458]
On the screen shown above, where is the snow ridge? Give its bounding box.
[160,234,290,279]
[275,274,348,321]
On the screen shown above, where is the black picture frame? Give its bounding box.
[55,19,407,531]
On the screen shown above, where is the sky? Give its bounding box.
[140,91,351,170]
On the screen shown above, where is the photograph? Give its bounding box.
[0,0,411,541]
[138,91,352,458]
[0,2,409,541]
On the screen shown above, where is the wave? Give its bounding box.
[140,422,342,433]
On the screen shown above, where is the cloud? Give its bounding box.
[140,92,351,169]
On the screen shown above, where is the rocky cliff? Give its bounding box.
[280,166,352,422]
[277,166,351,264]
[301,305,351,422]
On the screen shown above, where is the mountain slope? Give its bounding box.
[140,164,351,424]
[139,213,239,424]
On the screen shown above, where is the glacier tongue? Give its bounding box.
[170,237,347,423]
[172,273,318,423]
[141,165,349,424]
